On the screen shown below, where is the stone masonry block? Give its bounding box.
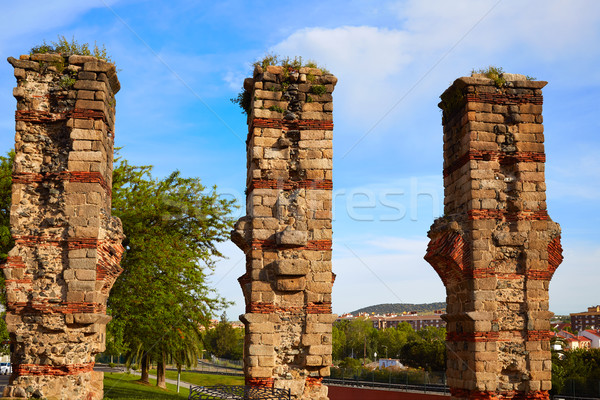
[73,80,106,91]
[276,228,308,246]
[275,259,309,276]
[276,277,306,292]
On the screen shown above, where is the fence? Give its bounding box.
[209,355,243,369]
[330,367,445,385]
[552,379,600,400]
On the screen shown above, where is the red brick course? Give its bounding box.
[17,362,95,376]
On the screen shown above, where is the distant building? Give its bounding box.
[571,306,600,331]
[565,336,591,350]
[551,332,564,351]
[580,329,600,349]
[379,359,403,369]
[336,311,445,331]
[557,330,576,340]
[551,321,571,331]
[373,313,445,331]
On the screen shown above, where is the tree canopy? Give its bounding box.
[107,156,236,386]
[333,318,446,371]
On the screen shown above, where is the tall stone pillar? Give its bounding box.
[232,64,336,400]
[3,53,123,399]
[425,73,563,400]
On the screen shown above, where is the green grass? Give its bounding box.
[149,369,244,386]
[103,372,188,399]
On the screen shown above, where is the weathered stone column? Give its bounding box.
[3,53,123,399]
[232,64,336,399]
[425,73,563,400]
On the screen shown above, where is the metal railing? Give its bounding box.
[324,377,448,394]
[189,384,291,400]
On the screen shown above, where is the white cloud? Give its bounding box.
[269,1,600,138]
[272,26,414,132]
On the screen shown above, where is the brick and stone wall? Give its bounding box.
[232,64,336,400]
[3,53,123,399]
[425,73,563,400]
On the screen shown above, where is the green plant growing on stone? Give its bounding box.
[30,42,54,55]
[526,75,536,81]
[230,89,252,115]
[254,53,279,69]
[439,85,465,123]
[306,95,313,103]
[30,35,113,64]
[233,54,332,115]
[253,53,328,73]
[310,84,326,95]
[59,75,76,89]
[472,65,506,88]
[51,59,65,73]
[269,105,284,113]
[281,56,304,71]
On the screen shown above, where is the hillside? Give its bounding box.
[351,302,446,315]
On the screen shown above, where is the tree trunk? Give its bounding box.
[177,364,181,393]
[140,353,149,384]
[156,352,167,389]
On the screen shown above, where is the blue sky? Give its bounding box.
[1,1,599,319]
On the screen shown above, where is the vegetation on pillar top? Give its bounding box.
[471,65,536,88]
[231,53,333,115]
[30,35,113,64]
[471,65,507,88]
[253,53,330,75]
[440,65,538,121]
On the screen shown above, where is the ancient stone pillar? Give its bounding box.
[425,73,563,400]
[3,53,123,399]
[232,64,336,399]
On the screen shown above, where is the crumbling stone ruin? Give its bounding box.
[232,64,336,399]
[3,53,123,399]
[425,73,563,400]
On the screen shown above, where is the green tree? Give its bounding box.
[399,326,446,371]
[107,157,236,388]
[552,348,600,397]
[0,150,13,263]
[337,318,378,362]
[203,314,244,360]
[332,324,346,361]
[0,151,14,354]
[377,326,410,360]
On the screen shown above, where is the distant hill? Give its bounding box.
[350,302,446,315]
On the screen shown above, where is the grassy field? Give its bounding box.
[103,372,189,399]
[103,371,244,399]
[148,369,244,386]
